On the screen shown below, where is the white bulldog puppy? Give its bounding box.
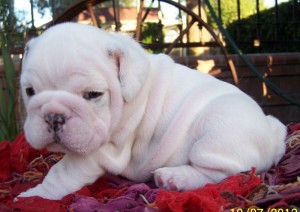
[19,23,286,200]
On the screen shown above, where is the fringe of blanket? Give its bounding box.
[0,123,300,212]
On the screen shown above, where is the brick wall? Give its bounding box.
[174,52,300,124]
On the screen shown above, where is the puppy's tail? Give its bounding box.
[266,115,287,164]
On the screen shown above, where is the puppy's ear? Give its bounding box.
[112,39,150,102]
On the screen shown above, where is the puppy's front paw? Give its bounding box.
[18,186,42,198]
[17,184,60,200]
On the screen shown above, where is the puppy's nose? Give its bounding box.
[44,113,66,132]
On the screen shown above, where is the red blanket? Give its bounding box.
[1,124,300,211]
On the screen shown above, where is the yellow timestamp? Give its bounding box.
[230,209,298,212]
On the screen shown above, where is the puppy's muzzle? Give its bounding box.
[44,113,66,133]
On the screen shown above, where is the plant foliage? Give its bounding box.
[226,0,300,53]
[206,0,264,29]
[0,0,21,141]
[141,22,165,53]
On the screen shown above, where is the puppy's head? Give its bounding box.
[20,23,150,154]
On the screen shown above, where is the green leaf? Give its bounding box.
[0,30,18,141]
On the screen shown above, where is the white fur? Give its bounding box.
[18,23,286,200]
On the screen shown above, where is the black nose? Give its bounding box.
[44,113,66,132]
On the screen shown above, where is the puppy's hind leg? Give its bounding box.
[153,94,274,191]
[153,130,248,191]
[153,144,243,191]
[154,164,217,191]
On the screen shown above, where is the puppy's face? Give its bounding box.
[21,24,150,154]
[20,24,134,154]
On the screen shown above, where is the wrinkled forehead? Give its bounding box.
[22,24,117,69]
[23,32,110,69]
[21,30,116,87]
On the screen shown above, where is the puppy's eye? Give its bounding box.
[83,91,104,100]
[25,87,35,97]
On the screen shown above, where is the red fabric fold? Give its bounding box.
[156,171,261,212]
[0,141,12,181]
